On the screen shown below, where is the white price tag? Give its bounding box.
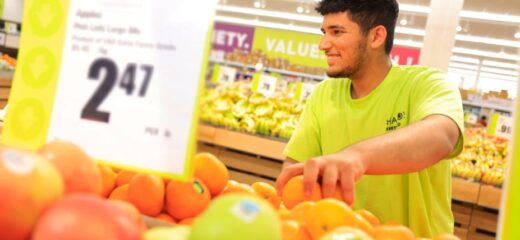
[299,83,315,101]
[466,113,478,124]
[217,65,237,84]
[255,74,278,98]
[495,115,513,139]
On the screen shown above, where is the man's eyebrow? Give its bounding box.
[321,25,346,33]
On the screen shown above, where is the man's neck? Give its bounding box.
[350,57,392,99]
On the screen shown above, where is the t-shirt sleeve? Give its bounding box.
[283,88,322,162]
[410,69,464,158]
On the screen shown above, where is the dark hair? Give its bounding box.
[315,0,399,54]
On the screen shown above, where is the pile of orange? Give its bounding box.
[1,138,461,240]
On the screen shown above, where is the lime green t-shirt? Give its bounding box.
[283,65,464,237]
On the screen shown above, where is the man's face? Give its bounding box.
[319,12,369,78]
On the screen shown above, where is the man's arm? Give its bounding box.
[276,114,460,204]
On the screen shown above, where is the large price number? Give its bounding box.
[81,58,154,123]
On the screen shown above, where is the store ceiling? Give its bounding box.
[216,0,520,82]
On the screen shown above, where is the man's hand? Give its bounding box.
[276,150,368,205]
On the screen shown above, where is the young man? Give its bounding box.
[275,0,464,237]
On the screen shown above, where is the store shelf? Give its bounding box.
[210,58,326,81]
[452,177,481,204]
[462,100,512,113]
[198,123,286,161]
[477,185,502,210]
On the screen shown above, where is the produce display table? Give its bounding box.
[197,123,502,240]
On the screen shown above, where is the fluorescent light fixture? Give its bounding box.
[450,55,480,64]
[455,35,520,48]
[399,4,431,14]
[214,15,321,34]
[479,72,519,82]
[480,67,519,77]
[448,68,477,76]
[453,47,519,61]
[460,10,520,25]
[482,60,519,70]
[393,39,423,48]
[448,62,479,71]
[395,26,425,36]
[399,3,520,25]
[216,5,321,23]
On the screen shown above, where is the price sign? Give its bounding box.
[488,113,513,139]
[464,113,478,124]
[2,0,217,180]
[293,82,315,101]
[211,64,237,84]
[252,73,278,98]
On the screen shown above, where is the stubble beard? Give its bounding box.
[326,40,368,79]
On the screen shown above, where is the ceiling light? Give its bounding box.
[448,62,479,71]
[479,72,519,82]
[453,47,518,61]
[393,39,423,48]
[480,67,519,77]
[395,26,425,36]
[296,6,304,13]
[460,10,520,25]
[515,31,520,39]
[214,15,321,34]
[400,19,408,26]
[216,5,321,23]
[398,4,430,14]
[456,26,462,32]
[482,60,519,70]
[399,3,520,25]
[450,56,480,64]
[253,1,261,8]
[455,35,520,48]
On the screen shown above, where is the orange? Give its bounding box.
[281,220,311,240]
[252,181,281,209]
[0,146,64,240]
[352,212,375,236]
[106,199,148,233]
[221,180,255,195]
[304,198,356,239]
[98,165,117,198]
[193,153,229,196]
[127,174,165,216]
[372,225,415,240]
[356,209,381,227]
[288,201,315,225]
[278,204,292,220]
[109,184,129,201]
[39,140,102,195]
[116,170,136,186]
[282,176,322,209]
[166,179,211,220]
[156,213,177,224]
[179,217,197,225]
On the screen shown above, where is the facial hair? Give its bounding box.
[326,38,368,79]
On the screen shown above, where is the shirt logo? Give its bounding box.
[386,111,406,132]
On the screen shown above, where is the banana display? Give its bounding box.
[451,128,509,187]
[199,82,304,140]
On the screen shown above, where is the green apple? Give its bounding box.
[320,226,373,240]
[189,194,281,240]
[144,226,191,240]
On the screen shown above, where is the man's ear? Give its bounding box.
[368,25,387,50]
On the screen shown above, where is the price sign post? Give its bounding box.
[2,0,217,180]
